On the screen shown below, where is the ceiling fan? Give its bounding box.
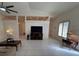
[0,2,18,13]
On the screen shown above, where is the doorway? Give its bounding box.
[18,16,26,39]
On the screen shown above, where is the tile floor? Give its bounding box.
[16,38,79,56]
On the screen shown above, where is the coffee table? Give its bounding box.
[0,40,22,51]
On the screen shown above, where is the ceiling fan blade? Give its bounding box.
[7,9,18,13]
[0,2,3,7]
[6,5,14,8]
[1,2,3,6]
[6,10,10,13]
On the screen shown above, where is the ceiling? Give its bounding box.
[0,2,79,16]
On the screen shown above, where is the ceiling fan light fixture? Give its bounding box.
[0,2,17,13]
[0,8,6,11]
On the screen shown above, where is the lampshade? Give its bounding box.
[6,28,14,35]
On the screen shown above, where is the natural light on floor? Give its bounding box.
[50,46,79,55]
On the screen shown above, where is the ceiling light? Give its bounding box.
[0,8,6,11]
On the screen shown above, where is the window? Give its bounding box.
[58,21,69,38]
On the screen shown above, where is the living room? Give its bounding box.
[0,2,79,56]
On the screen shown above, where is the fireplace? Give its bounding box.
[30,26,43,40]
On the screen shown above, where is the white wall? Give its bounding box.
[0,15,6,41]
[3,19,19,40]
[25,20,50,39]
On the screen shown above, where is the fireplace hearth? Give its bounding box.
[30,26,43,40]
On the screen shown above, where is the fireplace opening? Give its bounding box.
[30,26,43,40]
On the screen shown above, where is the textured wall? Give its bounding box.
[0,15,6,41]
[49,6,79,41]
[3,16,19,39]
